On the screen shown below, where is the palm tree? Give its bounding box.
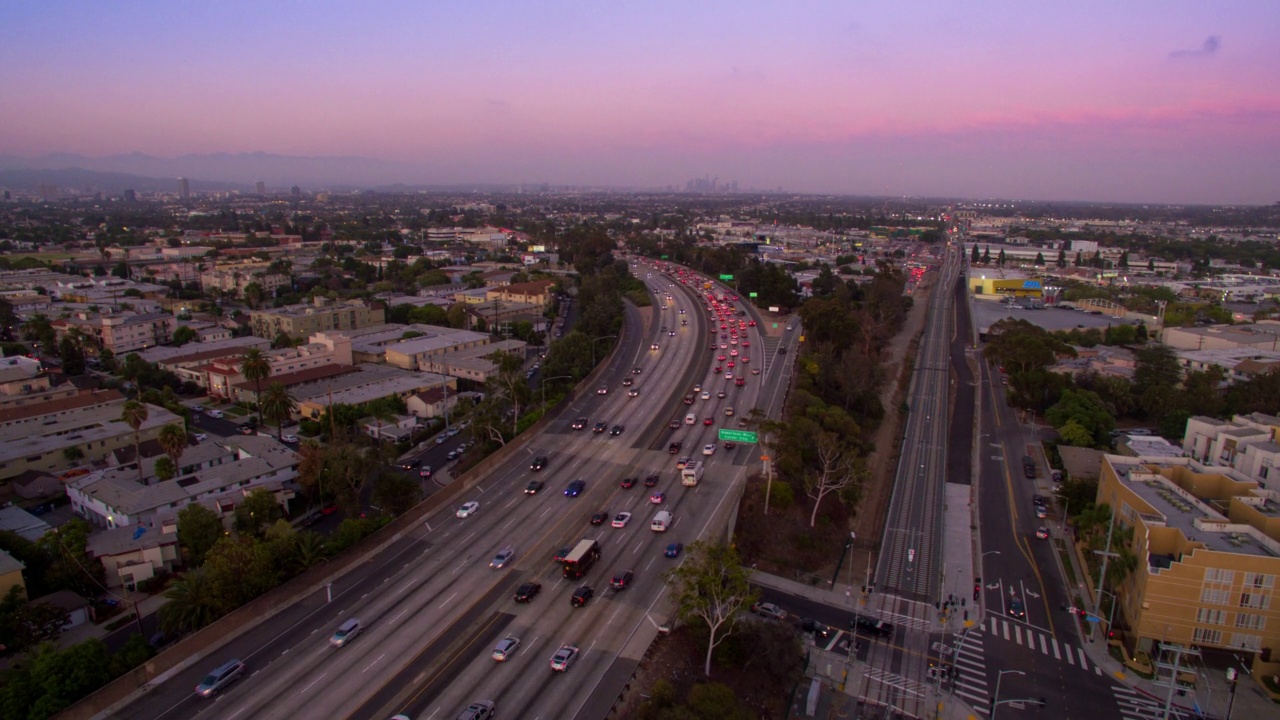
[239,348,272,426]
[120,400,149,481]
[259,382,297,440]
[293,532,329,573]
[158,570,223,635]
[157,423,188,473]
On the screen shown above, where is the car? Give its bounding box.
[330,618,362,647]
[456,501,480,518]
[632,366,642,374]
[650,342,659,350]
[693,383,701,392]
[192,404,206,413]
[703,417,713,426]
[669,419,681,429]
[751,368,760,375]
[668,441,682,453]
[748,320,757,326]
[597,386,608,395]
[724,372,733,380]
[628,388,639,397]
[1035,526,1050,539]
[514,581,542,602]
[664,542,684,558]
[643,474,660,487]
[455,701,497,720]
[530,456,548,471]
[420,465,433,478]
[611,570,635,590]
[621,377,633,387]
[620,476,637,489]
[239,425,255,435]
[550,644,580,672]
[193,432,208,442]
[668,330,675,336]
[570,585,595,607]
[1009,597,1026,619]
[702,443,716,456]
[489,547,515,569]
[676,456,691,469]
[612,511,633,528]
[736,377,746,386]
[700,391,711,400]
[571,417,588,430]
[723,441,736,450]
[194,658,246,697]
[751,602,787,620]
[525,479,545,494]
[1034,503,1048,519]
[564,479,586,497]
[683,394,695,405]
[713,366,721,374]
[851,616,895,637]
[650,491,666,504]
[446,450,458,461]
[593,421,607,434]
[206,409,224,419]
[717,390,727,399]
[610,424,624,436]
[590,511,608,526]
[685,413,696,425]
[280,433,297,443]
[492,636,520,662]
[800,618,834,640]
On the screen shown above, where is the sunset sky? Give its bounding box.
[3,1,1279,203]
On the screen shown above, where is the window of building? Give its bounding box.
[1197,608,1226,625]
[1193,627,1223,645]
[1234,613,1266,631]
[1243,572,1274,590]
[1239,591,1270,610]
[1229,633,1262,652]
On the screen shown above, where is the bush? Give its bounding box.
[767,480,795,510]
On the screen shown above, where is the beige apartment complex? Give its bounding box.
[249,297,385,340]
[1097,454,1280,657]
[53,311,178,354]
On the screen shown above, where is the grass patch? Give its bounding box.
[1056,542,1078,585]
[224,406,249,417]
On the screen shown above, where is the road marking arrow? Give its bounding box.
[986,583,999,590]
[1026,590,1040,599]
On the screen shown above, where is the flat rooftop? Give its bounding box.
[973,301,1122,336]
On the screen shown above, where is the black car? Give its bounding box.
[610,424,624,436]
[525,479,546,495]
[669,419,681,429]
[565,480,586,497]
[590,511,608,526]
[571,417,588,430]
[668,442,682,454]
[620,476,637,489]
[514,582,542,603]
[593,421,608,434]
[570,585,595,607]
[851,616,895,638]
[800,618,833,640]
[643,474,660,488]
[530,456,548,471]
[610,570,635,590]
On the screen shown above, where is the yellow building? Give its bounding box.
[0,549,26,599]
[1096,454,1280,658]
[249,297,385,340]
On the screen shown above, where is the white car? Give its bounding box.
[703,443,716,456]
[456,501,480,518]
[193,433,208,443]
[492,636,520,662]
[611,511,632,528]
[280,433,298,443]
[206,409,224,419]
[700,391,710,401]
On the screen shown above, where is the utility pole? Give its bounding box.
[1093,507,1119,633]
[1154,642,1199,720]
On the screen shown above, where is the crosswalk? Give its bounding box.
[951,630,990,715]
[1111,684,1195,720]
[986,616,1104,674]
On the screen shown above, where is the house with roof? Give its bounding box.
[0,549,27,599]
[86,523,181,591]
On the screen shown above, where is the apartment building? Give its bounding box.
[87,524,180,591]
[181,332,353,400]
[485,279,555,308]
[53,311,178,354]
[295,364,450,420]
[0,356,77,411]
[1183,413,1280,491]
[68,435,299,532]
[249,297,384,340]
[200,263,290,299]
[1096,454,1280,658]
[383,330,491,371]
[0,393,180,481]
[415,339,527,382]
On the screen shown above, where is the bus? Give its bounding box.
[681,461,704,487]
[562,539,601,579]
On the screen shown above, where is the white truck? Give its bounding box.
[681,460,704,487]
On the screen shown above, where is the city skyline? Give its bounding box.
[2,1,1279,204]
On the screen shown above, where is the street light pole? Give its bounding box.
[541,375,574,408]
[992,669,1025,720]
[590,334,617,367]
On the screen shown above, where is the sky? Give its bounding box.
[2,1,1279,204]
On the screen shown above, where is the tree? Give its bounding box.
[1057,249,1067,268]
[239,348,272,426]
[0,586,71,653]
[1045,388,1115,446]
[1057,419,1096,447]
[25,639,114,719]
[970,244,981,264]
[997,249,1007,266]
[803,433,862,528]
[62,446,84,464]
[154,456,177,481]
[57,336,85,376]
[201,536,279,610]
[177,503,223,566]
[1034,252,1045,266]
[981,247,991,264]
[243,282,265,309]
[233,488,283,537]
[120,400,149,481]
[1133,344,1183,421]
[158,569,223,634]
[664,541,757,676]
[170,325,198,346]
[1074,251,1083,267]
[259,382,297,439]
[372,471,421,516]
[157,423,187,469]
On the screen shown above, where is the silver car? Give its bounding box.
[489,546,515,569]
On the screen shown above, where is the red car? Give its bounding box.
[735,377,745,386]
[703,417,714,426]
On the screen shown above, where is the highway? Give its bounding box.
[110,261,799,720]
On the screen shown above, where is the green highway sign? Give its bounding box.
[719,274,734,281]
[749,292,758,298]
[718,428,759,443]
[660,255,669,259]
[772,323,778,328]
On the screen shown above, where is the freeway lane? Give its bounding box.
[110,262,794,720]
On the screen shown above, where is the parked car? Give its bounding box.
[751,602,787,620]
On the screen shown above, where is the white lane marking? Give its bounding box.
[453,559,468,574]
[1002,622,1009,641]
[1065,648,1075,665]
[299,672,327,695]
[392,608,408,623]
[1051,638,1061,659]
[502,517,517,531]
[1077,647,1088,670]
[363,653,385,673]
[1039,634,1048,654]
[1014,625,1022,645]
